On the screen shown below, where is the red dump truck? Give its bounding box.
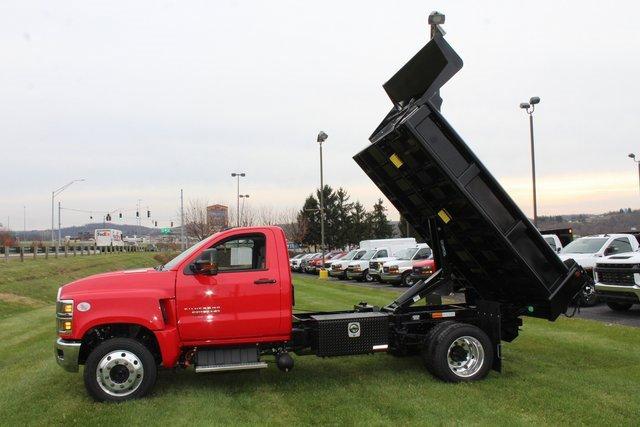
[54,30,587,402]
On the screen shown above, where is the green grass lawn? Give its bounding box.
[1,257,639,425]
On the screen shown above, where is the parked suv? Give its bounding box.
[380,245,432,287]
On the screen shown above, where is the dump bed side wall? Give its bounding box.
[355,102,582,319]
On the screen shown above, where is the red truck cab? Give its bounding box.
[55,226,293,401]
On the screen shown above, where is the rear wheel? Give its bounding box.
[422,323,493,382]
[83,338,157,402]
[606,301,633,311]
[364,270,375,282]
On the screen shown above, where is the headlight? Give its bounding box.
[388,265,399,273]
[353,265,361,271]
[56,299,74,334]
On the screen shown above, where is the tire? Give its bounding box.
[364,270,374,283]
[422,323,493,382]
[606,301,633,311]
[580,285,598,307]
[83,337,157,402]
[401,272,413,287]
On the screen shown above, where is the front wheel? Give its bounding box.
[83,338,157,402]
[606,301,633,311]
[401,272,413,287]
[422,323,493,382]
[364,270,375,283]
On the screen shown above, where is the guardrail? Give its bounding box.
[1,245,152,262]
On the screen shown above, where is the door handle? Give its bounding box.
[254,278,277,284]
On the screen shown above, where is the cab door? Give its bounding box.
[176,230,283,343]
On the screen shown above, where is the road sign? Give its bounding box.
[161,228,171,235]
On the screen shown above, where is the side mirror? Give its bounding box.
[604,247,615,256]
[190,259,218,276]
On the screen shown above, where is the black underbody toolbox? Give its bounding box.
[309,312,389,357]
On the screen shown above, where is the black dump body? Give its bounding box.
[354,36,586,321]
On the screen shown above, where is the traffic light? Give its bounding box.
[119,213,122,219]
[170,221,173,227]
[154,221,158,227]
[136,211,139,218]
[147,210,151,218]
[106,214,111,221]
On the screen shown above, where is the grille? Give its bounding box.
[370,262,380,270]
[598,270,635,286]
[383,266,389,273]
[332,264,342,271]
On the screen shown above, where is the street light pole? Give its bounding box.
[51,179,85,244]
[180,189,185,250]
[317,131,328,266]
[628,154,640,196]
[231,172,246,227]
[520,97,541,226]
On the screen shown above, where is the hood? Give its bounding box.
[383,260,411,267]
[414,259,435,267]
[598,253,640,265]
[372,256,396,263]
[558,253,600,268]
[59,268,176,300]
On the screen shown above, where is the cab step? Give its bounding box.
[195,346,267,373]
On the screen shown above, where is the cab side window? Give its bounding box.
[609,238,632,254]
[414,248,432,260]
[198,234,267,271]
[376,249,388,258]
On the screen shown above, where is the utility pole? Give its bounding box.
[628,154,640,197]
[58,201,62,246]
[239,194,250,226]
[231,172,246,227]
[180,189,185,250]
[317,131,328,267]
[520,97,541,226]
[23,205,26,240]
[51,179,85,243]
[137,199,142,238]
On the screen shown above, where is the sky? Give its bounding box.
[2,0,640,231]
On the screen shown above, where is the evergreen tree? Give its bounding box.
[334,187,354,248]
[300,195,320,247]
[348,201,369,244]
[367,199,393,239]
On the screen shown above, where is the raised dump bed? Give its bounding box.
[354,36,584,321]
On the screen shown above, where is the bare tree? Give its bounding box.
[258,205,282,226]
[183,199,216,241]
[228,205,256,227]
[280,208,308,244]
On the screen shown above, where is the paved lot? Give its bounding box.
[298,273,640,328]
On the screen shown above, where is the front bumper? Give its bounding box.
[54,338,81,372]
[595,283,640,304]
[346,270,364,280]
[329,269,346,278]
[380,272,401,283]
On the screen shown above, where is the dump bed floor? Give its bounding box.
[354,102,583,319]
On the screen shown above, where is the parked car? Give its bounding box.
[346,248,393,282]
[305,251,345,274]
[300,253,322,273]
[380,245,432,287]
[291,253,316,272]
[304,253,326,274]
[594,252,640,311]
[289,253,304,269]
[329,249,367,279]
[559,234,639,306]
[323,251,347,270]
[542,234,563,253]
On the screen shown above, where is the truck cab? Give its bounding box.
[345,247,392,282]
[594,252,640,311]
[542,234,563,253]
[380,245,432,287]
[55,226,293,401]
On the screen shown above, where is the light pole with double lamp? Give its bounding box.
[51,179,85,245]
[317,131,328,267]
[231,172,246,227]
[520,97,541,226]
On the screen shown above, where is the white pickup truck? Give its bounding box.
[594,252,640,311]
[542,234,563,253]
[345,247,392,282]
[559,234,639,306]
[329,249,367,279]
[380,244,432,287]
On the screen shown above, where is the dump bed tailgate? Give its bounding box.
[353,37,585,320]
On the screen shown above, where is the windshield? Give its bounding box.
[161,241,205,271]
[561,237,608,254]
[353,250,368,260]
[396,247,418,260]
[340,250,358,261]
[361,250,376,260]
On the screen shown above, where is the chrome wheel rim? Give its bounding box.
[96,350,144,397]
[447,336,484,378]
